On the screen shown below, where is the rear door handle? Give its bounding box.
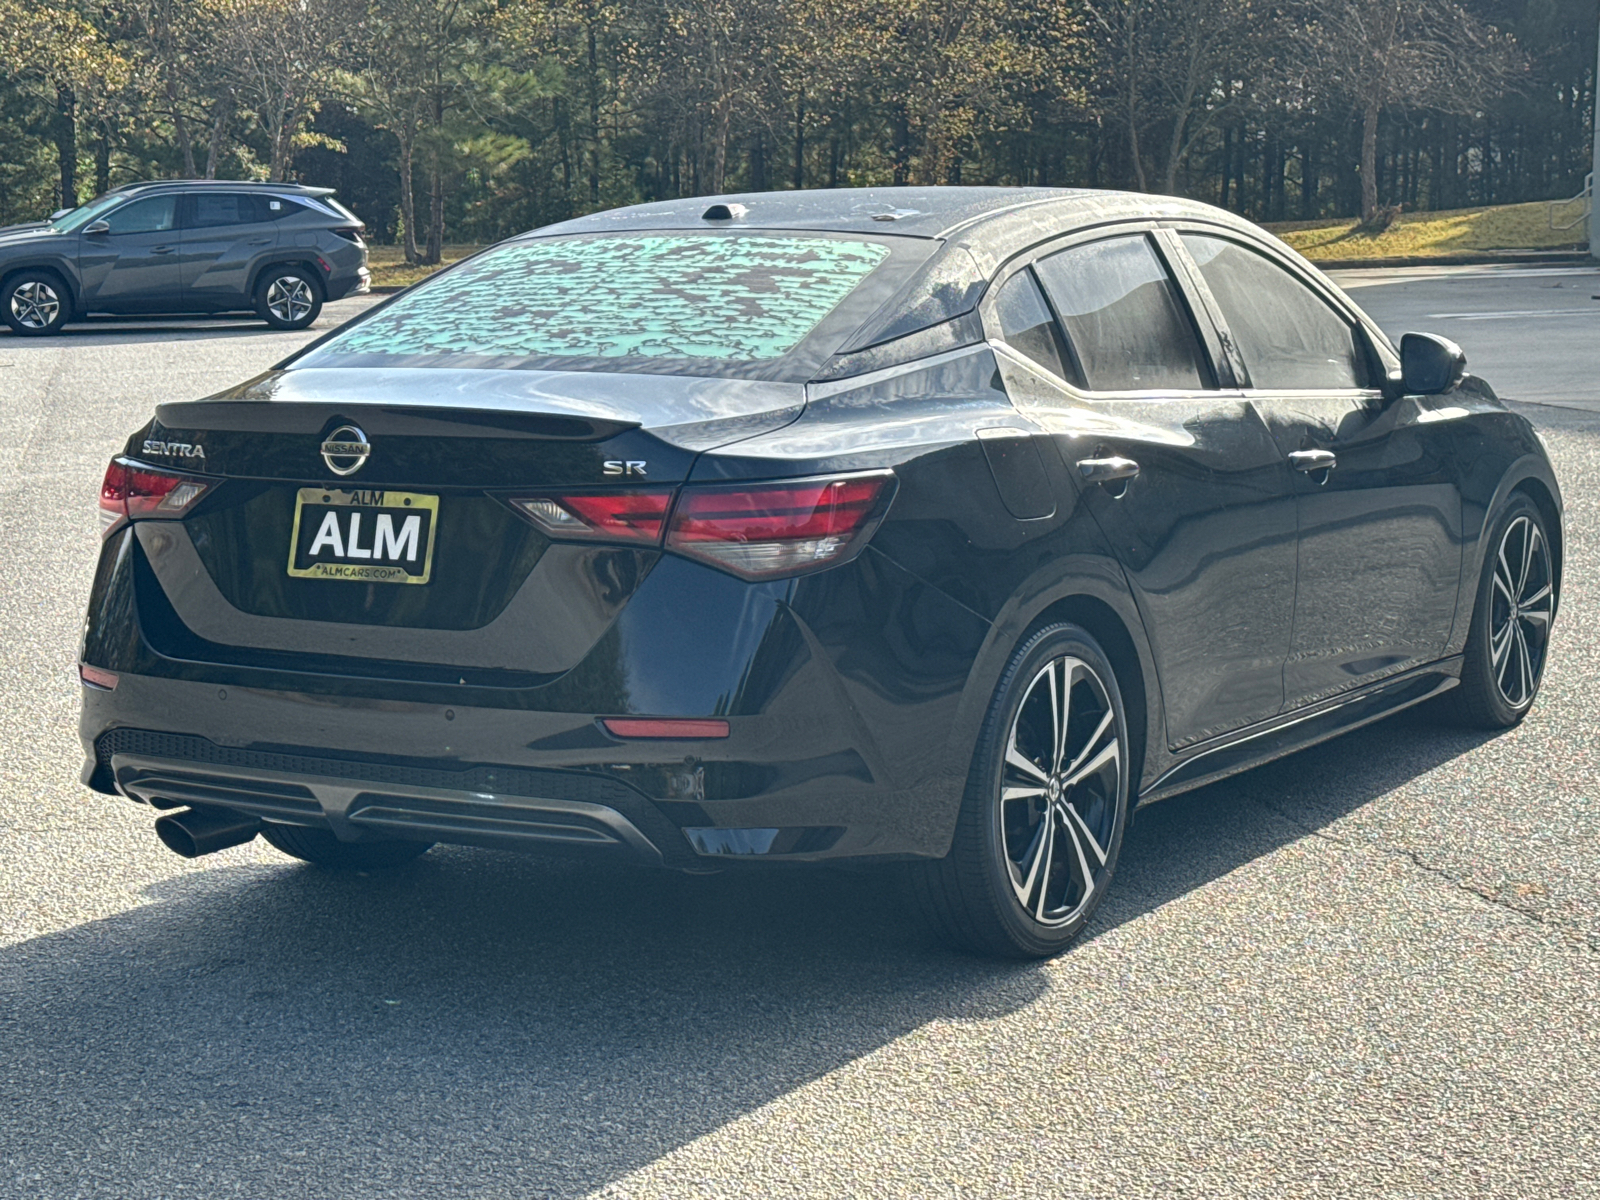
[249,238,273,245]
[1289,449,1337,473]
[1076,456,1140,485]
[151,245,174,254]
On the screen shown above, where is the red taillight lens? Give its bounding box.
[99,459,212,538]
[602,717,730,739]
[509,491,673,544]
[666,473,895,578]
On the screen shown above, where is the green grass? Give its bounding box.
[1266,200,1587,262]
[366,244,485,289]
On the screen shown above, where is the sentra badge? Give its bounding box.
[142,439,206,461]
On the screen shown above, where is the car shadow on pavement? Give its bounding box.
[0,706,1495,1197]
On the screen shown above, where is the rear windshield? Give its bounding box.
[296,232,918,380]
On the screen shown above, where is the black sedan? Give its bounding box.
[78,188,1561,958]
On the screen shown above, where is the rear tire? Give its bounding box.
[255,266,323,330]
[260,822,432,869]
[2,270,72,336]
[1439,491,1556,729]
[911,622,1130,959]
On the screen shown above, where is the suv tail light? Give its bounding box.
[506,473,895,579]
[331,226,365,244]
[99,459,212,538]
[666,473,895,579]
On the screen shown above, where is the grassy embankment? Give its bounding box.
[1268,199,1587,262]
[361,200,1588,286]
[365,244,485,289]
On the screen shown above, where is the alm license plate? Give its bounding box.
[287,488,438,585]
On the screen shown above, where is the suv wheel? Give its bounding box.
[911,622,1130,958]
[256,267,323,330]
[2,271,72,336]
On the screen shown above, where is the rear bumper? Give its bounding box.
[79,531,994,866]
[104,733,680,866]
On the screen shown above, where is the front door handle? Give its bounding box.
[151,245,174,254]
[1289,449,1337,474]
[1076,455,1141,485]
[249,238,273,245]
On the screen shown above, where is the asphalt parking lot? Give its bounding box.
[2,271,1598,1198]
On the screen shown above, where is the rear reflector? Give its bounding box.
[602,718,730,739]
[510,491,673,545]
[666,472,895,578]
[99,459,212,537]
[79,664,119,690]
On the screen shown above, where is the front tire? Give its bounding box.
[912,623,1130,959]
[1441,491,1556,729]
[255,267,323,330]
[260,822,432,869]
[2,271,72,336]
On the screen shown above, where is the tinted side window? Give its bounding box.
[103,196,177,234]
[993,269,1065,377]
[1033,235,1208,392]
[1182,234,1364,389]
[189,193,263,228]
[265,198,305,220]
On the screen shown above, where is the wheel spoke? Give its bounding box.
[1492,571,1514,605]
[1058,806,1097,906]
[1010,818,1047,908]
[1514,621,1534,706]
[1005,738,1050,785]
[1520,583,1552,610]
[1490,617,1514,669]
[1066,710,1115,777]
[1063,802,1108,867]
[1046,661,1062,774]
[1063,737,1118,789]
[1033,817,1055,921]
[1518,524,1538,595]
[1002,785,1047,803]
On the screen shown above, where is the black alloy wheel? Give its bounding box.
[260,821,433,869]
[913,622,1129,958]
[2,271,72,336]
[1443,492,1556,728]
[255,267,323,330]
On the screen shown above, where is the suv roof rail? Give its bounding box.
[110,179,335,197]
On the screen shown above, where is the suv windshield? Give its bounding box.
[49,191,135,233]
[296,232,920,380]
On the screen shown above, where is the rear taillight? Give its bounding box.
[665,473,895,579]
[331,226,365,244]
[506,473,895,579]
[510,491,673,544]
[99,459,212,538]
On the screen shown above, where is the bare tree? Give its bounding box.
[1296,0,1520,222]
[224,0,348,181]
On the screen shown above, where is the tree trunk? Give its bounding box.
[792,98,804,189]
[167,69,196,177]
[1360,98,1380,223]
[426,158,442,265]
[398,128,419,265]
[204,99,231,178]
[586,21,600,205]
[54,85,77,208]
[891,107,910,186]
[95,125,110,195]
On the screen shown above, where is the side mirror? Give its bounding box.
[83,219,111,235]
[1400,332,1466,396]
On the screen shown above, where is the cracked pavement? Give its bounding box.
[1,273,1598,1198]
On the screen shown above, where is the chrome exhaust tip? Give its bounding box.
[154,807,261,858]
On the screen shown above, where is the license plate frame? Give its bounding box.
[286,487,439,585]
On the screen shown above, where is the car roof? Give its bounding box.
[108,179,335,199]
[527,186,1267,261]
